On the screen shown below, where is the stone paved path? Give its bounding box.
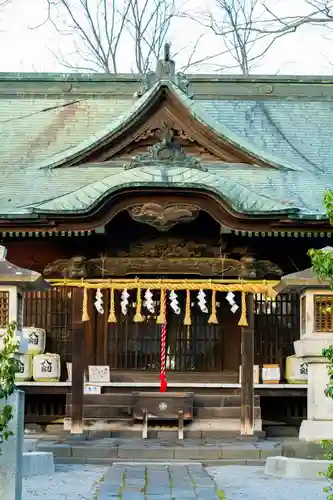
[98,463,221,499]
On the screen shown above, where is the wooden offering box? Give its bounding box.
[132,391,194,421]
[132,391,194,439]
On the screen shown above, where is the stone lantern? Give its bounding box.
[0,245,49,353]
[276,248,333,441]
[0,245,49,500]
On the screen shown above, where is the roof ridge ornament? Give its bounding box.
[124,124,207,171]
[134,43,191,98]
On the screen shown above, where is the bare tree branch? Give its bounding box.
[125,0,180,74]
[44,0,131,73]
[43,0,181,74]
[247,0,333,36]
[192,0,279,74]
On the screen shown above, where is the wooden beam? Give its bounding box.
[240,293,254,436]
[71,287,85,434]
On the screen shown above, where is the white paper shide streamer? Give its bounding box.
[144,289,155,313]
[121,289,130,315]
[197,289,208,313]
[226,291,239,314]
[94,288,104,314]
[169,290,180,315]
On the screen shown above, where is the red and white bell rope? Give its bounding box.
[160,290,167,392]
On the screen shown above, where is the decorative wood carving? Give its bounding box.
[43,238,283,279]
[127,202,200,231]
[125,124,206,171]
[133,121,195,144]
[44,256,90,278]
[43,256,282,278]
[116,238,224,258]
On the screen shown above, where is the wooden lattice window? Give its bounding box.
[24,287,73,366]
[314,295,333,332]
[301,295,306,334]
[254,293,299,366]
[0,291,9,328]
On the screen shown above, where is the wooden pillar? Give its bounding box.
[240,293,254,436]
[71,287,85,434]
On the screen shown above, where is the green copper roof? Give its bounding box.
[30,166,298,214]
[0,72,332,221]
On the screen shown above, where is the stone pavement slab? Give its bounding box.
[98,463,221,499]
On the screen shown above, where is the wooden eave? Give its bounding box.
[0,189,331,233]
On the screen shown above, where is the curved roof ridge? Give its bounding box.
[31,166,300,216]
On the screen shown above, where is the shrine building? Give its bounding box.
[1,51,332,437]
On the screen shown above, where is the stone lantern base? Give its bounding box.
[295,337,333,442]
[299,420,333,442]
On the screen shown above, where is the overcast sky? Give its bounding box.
[2,0,333,74]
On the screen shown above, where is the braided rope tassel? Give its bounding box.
[183,289,191,326]
[238,291,248,326]
[133,286,144,322]
[160,289,167,393]
[108,287,117,323]
[81,287,90,322]
[156,289,166,324]
[208,289,218,324]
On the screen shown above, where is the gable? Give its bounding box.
[49,82,292,170]
[107,121,220,163]
[79,90,257,165]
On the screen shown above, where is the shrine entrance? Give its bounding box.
[77,208,256,379]
[92,288,238,376]
[43,203,283,381]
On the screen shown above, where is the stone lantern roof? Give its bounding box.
[275,246,333,294]
[0,245,49,291]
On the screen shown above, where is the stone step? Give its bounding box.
[63,457,267,467]
[64,416,264,437]
[67,429,265,440]
[196,406,261,419]
[22,452,55,477]
[38,440,277,464]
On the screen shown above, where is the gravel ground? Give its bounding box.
[208,466,326,500]
[23,465,108,500]
[22,464,328,499]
